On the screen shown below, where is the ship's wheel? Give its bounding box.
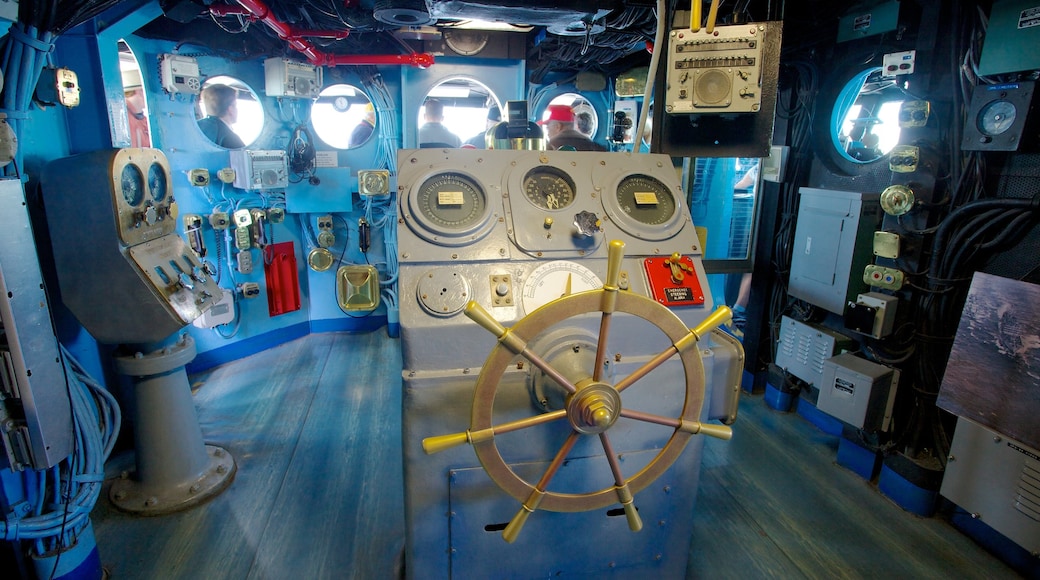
[423,240,734,542]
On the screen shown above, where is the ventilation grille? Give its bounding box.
[1016,461,1040,522]
[775,316,853,387]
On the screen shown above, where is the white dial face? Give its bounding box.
[522,261,603,314]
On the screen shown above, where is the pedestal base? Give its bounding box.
[110,444,236,515]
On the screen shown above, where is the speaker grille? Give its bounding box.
[694,69,732,106]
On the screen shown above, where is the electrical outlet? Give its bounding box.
[240,282,260,298]
[863,264,904,290]
[237,250,253,274]
[189,168,210,186]
[233,209,252,228]
[209,212,230,230]
[317,214,333,231]
[888,145,919,173]
[235,227,252,251]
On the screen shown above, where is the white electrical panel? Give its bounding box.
[264,58,322,99]
[159,54,201,94]
[229,150,289,190]
[818,353,899,432]
[665,23,766,114]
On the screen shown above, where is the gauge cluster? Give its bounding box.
[112,148,177,247]
[398,148,707,333]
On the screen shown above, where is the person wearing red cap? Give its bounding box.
[539,104,607,151]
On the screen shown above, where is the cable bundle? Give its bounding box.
[1,346,120,566]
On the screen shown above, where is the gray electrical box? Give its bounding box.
[775,316,856,388]
[817,352,899,432]
[941,417,1040,555]
[789,188,881,314]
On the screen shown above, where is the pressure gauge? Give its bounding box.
[977,100,1016,136]
[406,171,495,246]
[333,96,350,112]
[148,162,169,202]
[522,261,602,314]
[616,174,675,225]
[120,163,145,207]
[602,172,684,241]
[523,166,576,210]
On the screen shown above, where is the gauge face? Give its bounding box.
[524,167,576,210]
[615,174,676,225]
[363,171,388,194]
[120,163,145,206]
[977,100,1017,136]
[415,172,487,230]
[148,162,168,202]
[522,261,602,314]
[333,96,350,112]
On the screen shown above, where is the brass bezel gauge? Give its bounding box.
[148,161,169,202]
[405,171,495,246]
[121,163,145,207]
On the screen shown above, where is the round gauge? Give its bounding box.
[615,174,676,225]
[977,100,1017,136]
[148,162,168,202]
[363,171,388,194]
[523,167,576,210]
[415,172,487,230]
[522,261,602,314]
[333,96,350,112]
[308,248,334,272]
[120,163,145,207]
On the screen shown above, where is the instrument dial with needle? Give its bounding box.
[523,167,576,210]
[522,261,602,313]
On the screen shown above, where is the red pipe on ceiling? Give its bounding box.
[210,0,434,69]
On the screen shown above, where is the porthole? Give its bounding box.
[312,84,376,149]
[196,76,263,149]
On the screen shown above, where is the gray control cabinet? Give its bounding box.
[789,188,881,314]
[817,352,898,432]
[941,417,1040,554]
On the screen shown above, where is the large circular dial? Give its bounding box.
[522,261,602,314]
[415,172,487,229]
[977,100,1016,136]
[148,162,169,202]
[523,166,576,210]
[615,174,676,225]
[121,163,145,206]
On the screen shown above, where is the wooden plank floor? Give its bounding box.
[91,332,1017,579]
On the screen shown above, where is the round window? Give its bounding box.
[541,93,600,140]
[312,84,376,149]
[418,77,501,149]
[830,68,904,164]
[197,76,263,148]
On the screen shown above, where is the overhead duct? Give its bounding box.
[426,0,618,29]
[373,0,435,26]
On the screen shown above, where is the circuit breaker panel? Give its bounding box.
[41,148,221,344]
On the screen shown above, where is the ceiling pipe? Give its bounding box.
[210,0,434,68]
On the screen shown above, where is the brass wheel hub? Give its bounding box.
[566,381,622,435]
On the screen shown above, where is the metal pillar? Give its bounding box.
[109,334,235,514]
